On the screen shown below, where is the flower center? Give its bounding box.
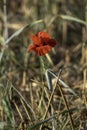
[43,41,46,45]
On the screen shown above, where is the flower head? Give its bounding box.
[28,31,57,56]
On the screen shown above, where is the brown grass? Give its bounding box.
[0,0,87,130]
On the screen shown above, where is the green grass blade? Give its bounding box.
[5,19,44,45]
[60,15,87,25]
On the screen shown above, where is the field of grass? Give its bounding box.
[0,0,87,130]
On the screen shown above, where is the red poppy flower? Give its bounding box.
[28,31,57,56]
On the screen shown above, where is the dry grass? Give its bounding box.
[0,0,87,130]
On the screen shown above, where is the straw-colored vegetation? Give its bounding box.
[0,0,87,130]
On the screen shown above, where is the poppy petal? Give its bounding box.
[27,45,36,52]
[30,35,42,46]
[38,32,51,38]
[36,45,52,56]
[28,32,57,56]
[48,39,57,47]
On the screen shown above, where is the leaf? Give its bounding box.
[5,19,44,45]
[45,69,80,97]
[28,115,55,130]
[27,108,77,130]
[0,122,7,129]
[0,51,4,62]
[60,15,87,25]
[48,15,87,27]
[0,35,5,46]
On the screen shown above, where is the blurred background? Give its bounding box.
[0,0,87,129]
[0,0,86,88]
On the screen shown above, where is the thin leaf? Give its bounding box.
[0,122,7,129]
[27,108,76,130]
[0,35,5,46]
[12,85,36,119]
[5,19,44,45]
[45,69,80,97]
[60,15,87,25]
[28,115,55,130]
[48,15,87,27]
